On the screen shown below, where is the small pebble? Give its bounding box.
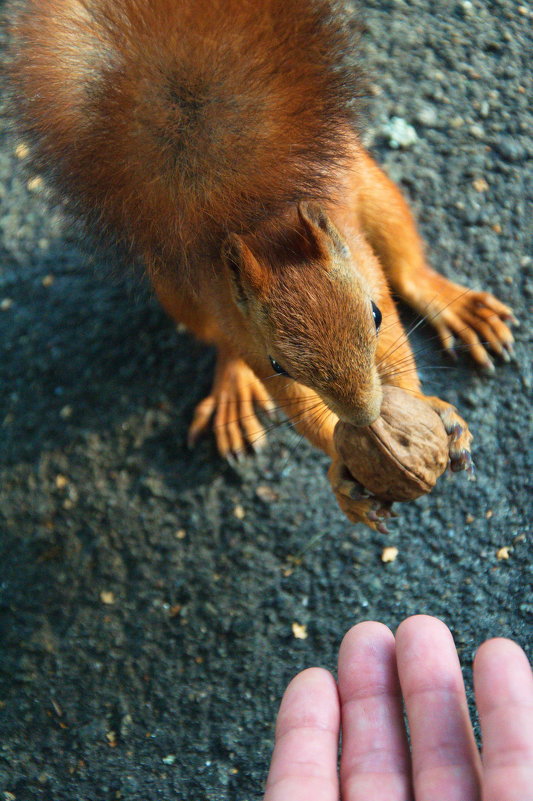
[105,731,117,747]
[381,546,399,563]
[383,117,418,149]
[416,106,437,126]
[15,142,29,159]
[255,485,278,502]
[1,298,13,311]
[496,547,511,560]
[100,591,115,605]
[469,124,485,139]
[473,177,489,192]
[27,176,44,192]
[233,504,245,519]
[292,622,308,640]
[42,274,55,287]
[494,137,525,162]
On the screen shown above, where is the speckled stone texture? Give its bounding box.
[0,1,531,799]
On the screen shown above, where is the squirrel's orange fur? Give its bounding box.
[7,0,515,528]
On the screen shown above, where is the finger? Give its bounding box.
[187,395,216,447]
[338,622,411,801]
[461,311,505,355]
[212,395,231,458]
[217,394,244,458]
[447,317,494,370]
[473,291,515,320]
[395,615,482,801]
[238,393,267,453]
[251,379,277,418]
[263,668,340,801]
[472,307,515,344]
[433,320,456,355]
[474,638,533,801]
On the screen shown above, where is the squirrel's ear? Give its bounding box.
[221,233,269,311]
[297,201,346,266]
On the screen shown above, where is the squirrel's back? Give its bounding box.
[7,0,366,278]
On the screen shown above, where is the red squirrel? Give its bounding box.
[7,0,515,529]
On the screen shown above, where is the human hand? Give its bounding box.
[264,615,533,801]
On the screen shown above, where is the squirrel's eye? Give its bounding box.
[371,301,382,332]
[269,356,290,378]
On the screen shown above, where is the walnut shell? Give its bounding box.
[334,386,449,502]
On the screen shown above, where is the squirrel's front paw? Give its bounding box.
[421,395,474,474]
[328,459,395,533]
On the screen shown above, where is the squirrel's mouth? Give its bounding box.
[322,388,383,429]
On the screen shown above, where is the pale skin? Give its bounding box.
[264,615,533,801]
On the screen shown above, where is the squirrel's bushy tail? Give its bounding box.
[7,0,366,273]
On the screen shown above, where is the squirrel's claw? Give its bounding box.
[328,458,395,532]
[422,395,474,477]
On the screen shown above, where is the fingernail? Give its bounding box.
[377,522,390,535]
[482,358,495,374]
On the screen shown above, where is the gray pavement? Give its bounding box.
[0,1,531,799]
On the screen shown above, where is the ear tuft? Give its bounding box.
[297,201,345,265]
[221,233,268,309]
[298,201,330,233]
[221,233,244,276]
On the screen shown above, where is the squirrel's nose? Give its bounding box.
[345,399,381,427]
[325,382,383,428]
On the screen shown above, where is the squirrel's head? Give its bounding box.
[222,202,383,427]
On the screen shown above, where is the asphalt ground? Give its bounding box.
[0,1,531,799]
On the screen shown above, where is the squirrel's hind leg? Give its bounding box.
[187,349,276,459]
[150,271,275,459]
[356,149,516,371]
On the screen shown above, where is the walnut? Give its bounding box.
[334,386,449,502]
